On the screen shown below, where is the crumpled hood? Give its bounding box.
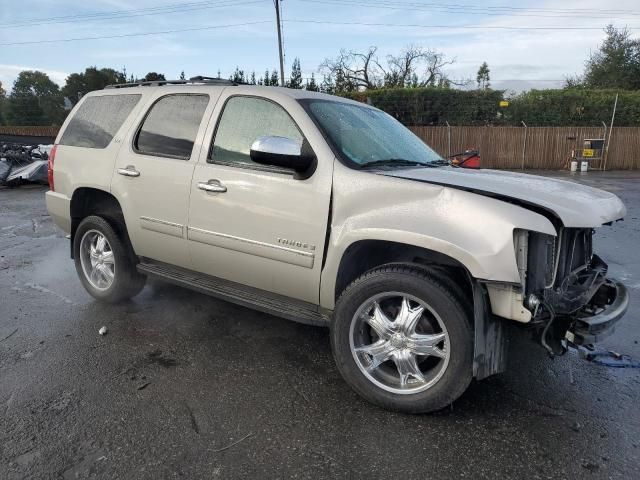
[382,167,626,228]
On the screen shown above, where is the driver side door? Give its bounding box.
[187,93,333,304]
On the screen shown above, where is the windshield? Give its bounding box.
[303,99,444,168]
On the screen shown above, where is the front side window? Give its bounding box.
[135,94,209,160]
[303,99,444,168]
[60,94,141,149]
[210,96,303,166]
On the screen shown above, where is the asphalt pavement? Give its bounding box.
[1,171,639,479]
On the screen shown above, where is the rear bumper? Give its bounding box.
[566,279,629,345]
[45,190,71,234]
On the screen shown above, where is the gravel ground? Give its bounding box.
[1,172,639,479]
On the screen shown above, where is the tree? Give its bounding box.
[143,72,166,81]
[385,46,454,88]
[263,69,271,86]
[250,71,257,85]
[230,67,246,83]
[0,81,6,125]
[306,73,319,92]
[320,74,335,94]
[179,71,186,80]
[476,62,490,90]
[321,45,456,92]
[7,70,65,126]
[287,58,303,89]
[581,25,640,89]
[62,67,126,105]
[321,46,381,90]
[270,70,280,86]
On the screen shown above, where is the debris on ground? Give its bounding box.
[1,327,18,342]
[0,143,52,187]
[578,347,640,368]
[98,326,108,336]
[137,382,151,390]
[211,432,253,453]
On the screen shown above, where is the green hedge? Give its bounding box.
[504,89,640,126]
[340,87,640,127]
[342,88,504,126]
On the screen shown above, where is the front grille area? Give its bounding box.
[526,228,605,316]
[553,228,593,288]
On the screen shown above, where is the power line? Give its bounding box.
[0,0,267,28]
[0,1,266,29]
[316,0,640,16]
[0,20,272,46]
[1,17,628,48]
[285,19,640,31]
[296,0,640,20]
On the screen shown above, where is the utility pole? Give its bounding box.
[274,0,285,86]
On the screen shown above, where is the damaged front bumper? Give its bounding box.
[566,279,630,345]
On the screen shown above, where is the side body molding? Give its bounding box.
[187,227,315,268]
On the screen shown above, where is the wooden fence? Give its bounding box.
[409,126,640,170]
[0,126,60,137]
[2,125,640,169]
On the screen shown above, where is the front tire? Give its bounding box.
[73,215,146,303]
[331,265,473,413]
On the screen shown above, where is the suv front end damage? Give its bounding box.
[521,228,629,354]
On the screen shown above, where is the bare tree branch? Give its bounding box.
[321,45,458,91]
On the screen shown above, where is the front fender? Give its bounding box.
[319,165,556,309]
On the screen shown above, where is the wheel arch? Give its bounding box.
[320,234,485,311]
[69,187,130,258]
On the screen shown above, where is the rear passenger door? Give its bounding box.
[111,92,219,269]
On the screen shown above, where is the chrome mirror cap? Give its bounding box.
[250,135,301,156]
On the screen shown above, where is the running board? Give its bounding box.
[137,260,330,327]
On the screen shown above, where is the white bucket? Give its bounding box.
[570,160,578,172]
[581,161,589,172]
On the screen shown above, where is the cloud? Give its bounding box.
[0,64,68,89]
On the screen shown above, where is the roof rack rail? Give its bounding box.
[105,77,238,89]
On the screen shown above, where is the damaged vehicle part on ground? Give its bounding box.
[0,143,51,186]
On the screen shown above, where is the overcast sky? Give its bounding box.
[1,0,639,93]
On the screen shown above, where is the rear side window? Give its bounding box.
[59,94,141,149]
[135,94,209,160]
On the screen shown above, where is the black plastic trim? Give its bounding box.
[570,280,629,345]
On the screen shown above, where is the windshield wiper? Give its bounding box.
[359,159,434,169]
[428,159,454,167]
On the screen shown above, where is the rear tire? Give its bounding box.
[331,265,473,413]
[73,215,146,303]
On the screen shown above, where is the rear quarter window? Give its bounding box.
[59,94,141,149]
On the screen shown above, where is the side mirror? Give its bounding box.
[250,136,316,176]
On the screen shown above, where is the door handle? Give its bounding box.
[117,165,140,177]
[197,180,227,193]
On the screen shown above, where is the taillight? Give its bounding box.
[48,144,58,191]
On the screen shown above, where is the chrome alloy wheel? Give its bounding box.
[349,292,450,394]
[79,229,115,291]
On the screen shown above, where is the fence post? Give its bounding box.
[445,121,451,157]
[603,93,618,172]
[521,121,528,170]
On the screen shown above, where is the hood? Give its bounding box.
[382,167,626,228]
